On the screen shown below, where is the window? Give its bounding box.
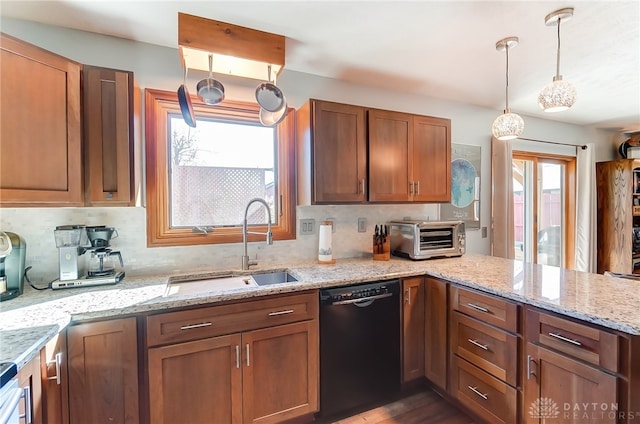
[512,152,576,268]
[145,89,296,246]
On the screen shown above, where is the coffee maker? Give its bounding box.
[0,231,26,301]
[52,225,124,289]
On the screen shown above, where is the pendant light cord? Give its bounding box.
[555,17,562,78]
[505,43,510,111]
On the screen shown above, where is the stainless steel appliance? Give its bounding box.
[389,220,465,260]
[52,225,124,289]
[0,232,26,301]
[0,362,21,424]
[318,280,400,419]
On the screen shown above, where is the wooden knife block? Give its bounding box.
[373,236,390,261]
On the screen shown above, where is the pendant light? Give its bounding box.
[492,37,524,141]
[538,7,577,112]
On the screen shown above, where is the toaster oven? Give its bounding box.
[389,220,465,260]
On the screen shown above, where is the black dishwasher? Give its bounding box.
[318,279,401,418]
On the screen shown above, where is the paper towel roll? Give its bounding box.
[318,221,333,263]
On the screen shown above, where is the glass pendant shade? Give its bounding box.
[538,77,577,112]
[492,111,524,140]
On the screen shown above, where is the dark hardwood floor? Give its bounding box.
[323,390,476,424]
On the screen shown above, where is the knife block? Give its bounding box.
[373,236,390,261]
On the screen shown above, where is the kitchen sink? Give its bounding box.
[164,275,257,297]
[250,271,298,286]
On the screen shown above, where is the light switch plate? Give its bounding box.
[300,219,315,235]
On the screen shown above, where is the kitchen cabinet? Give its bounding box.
[402,277,425,383]
[146,291,319,424]
[83,65,139,206]
[17,354,43,424]
[368,109,451,203]
[296,99,367,204]
[449,285,520,424]
[40,332,69,424]
[67,318,139,424]
[424,277,448,391]
[296,99,451,205]
[0,32,82,206]
[524,307,620,424]
[596,159,640,274]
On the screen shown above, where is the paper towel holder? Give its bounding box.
[318,221,336,265]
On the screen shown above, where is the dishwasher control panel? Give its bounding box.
[320,279,399,305]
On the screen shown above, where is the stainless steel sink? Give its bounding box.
[164,274,257,297]
[250,271,298,286]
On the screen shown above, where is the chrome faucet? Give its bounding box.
[242,198,273,270]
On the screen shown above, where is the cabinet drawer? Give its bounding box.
[450,285,519,333]
[451,311,518,386]
[450,356,517,424]
[147,291,317,347]
[525,307,618,372]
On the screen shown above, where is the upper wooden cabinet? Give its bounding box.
[296,99,451,205]
[0,34,138,207]
[368,109,451,203]
[83,66,138,206]
[297,99,367,204]
[0,32,83,206]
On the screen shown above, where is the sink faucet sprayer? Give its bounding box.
[242,198,273,270]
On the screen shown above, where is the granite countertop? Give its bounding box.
[2,253,640,370]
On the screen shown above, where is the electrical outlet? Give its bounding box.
[482,226,488,238]
[326,218,336,233]
[299,219,315,235]
[358,217,367,233]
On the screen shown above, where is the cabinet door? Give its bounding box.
[148,334,243,424]
[425,277,448,391]
[0,33,82,206]
[18,354,43,424]
[83,66,136,206]
[524,343,618,424]
[412,116,451,202]
[402,277,425,382]
[40,332,69,424]
[368,109,412,202]
[242,320,319,424]
[67,318,138,424]
[310,100,367,203]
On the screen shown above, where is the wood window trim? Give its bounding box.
[513,151,576,269]
[144,89,296,247]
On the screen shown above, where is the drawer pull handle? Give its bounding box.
[467,338,489,351]
[467,303,490,313]
[527,355,536,380]
[180,322,213,330]
[548,332,582,346]
[268,309,294,316]
[47,352,63,385]
[467,385,488,400]
[235,345,240,369]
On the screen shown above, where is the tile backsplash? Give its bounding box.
[0,204,438,283]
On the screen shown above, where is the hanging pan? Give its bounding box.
[259,99,288,127]
[255,65,285,112]
[197,53,225,105]
[177,63,196,128]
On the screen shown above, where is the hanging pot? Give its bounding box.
[177,66,196,128]
[255,65,285,112]
[259,98,287,127]
[197,53,225,105]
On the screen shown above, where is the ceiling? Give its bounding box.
[1,1,639,132]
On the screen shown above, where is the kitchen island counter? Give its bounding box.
[2,253,640,369]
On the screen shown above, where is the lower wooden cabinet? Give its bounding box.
[40,332,69,424]
[18,354,43,424]
[523,343,618,424]
[148,320,318,424]
[402,277,425,382]
[424,277,448,391]
[67,317,139,424]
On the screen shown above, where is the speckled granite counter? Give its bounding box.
[2,254,640,370]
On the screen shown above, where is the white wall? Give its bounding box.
[0,19,617,283]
